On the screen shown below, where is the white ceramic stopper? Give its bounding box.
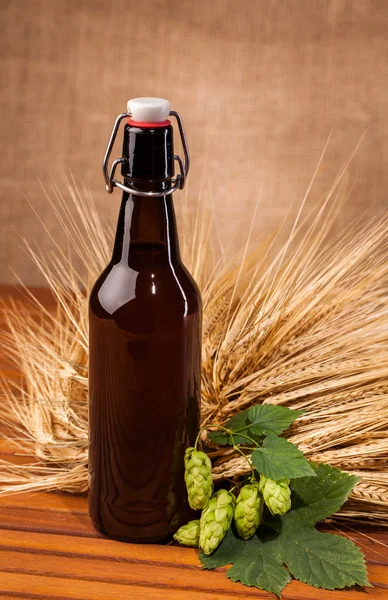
[127,97,171,122]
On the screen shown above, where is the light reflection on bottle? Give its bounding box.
[164,196,188,317]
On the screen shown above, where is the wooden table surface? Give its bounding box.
[0,286,387,599]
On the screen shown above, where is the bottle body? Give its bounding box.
[88,190,201,542]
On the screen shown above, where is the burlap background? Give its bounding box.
[2,0,387,285]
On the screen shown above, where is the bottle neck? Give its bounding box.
[111,190,181,269]
[111,122,179,269]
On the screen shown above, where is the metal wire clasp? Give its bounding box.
[102,111,190,198]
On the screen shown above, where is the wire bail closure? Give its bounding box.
[102,111,190,198]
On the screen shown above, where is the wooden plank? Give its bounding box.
[0,490,386,563]
[0,367,22,381]
[0,447,46,466]
[0,478,385,541]
[0,285,55,306]
[0,571,247,600]
[0,506,98,538]
[1,544,388,589]
[0,530,386,598]
[0,500,386,563]
[0,548,275,596]
[0,529,201,568]
[0,567,386,600]
[0,440,22,455]
[0,527,386,570]
[0,492,88,514]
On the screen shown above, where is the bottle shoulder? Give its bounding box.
[90,260,201,319]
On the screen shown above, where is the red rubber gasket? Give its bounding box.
[127,118,171,128]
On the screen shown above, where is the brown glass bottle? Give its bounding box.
[88,115,201,543]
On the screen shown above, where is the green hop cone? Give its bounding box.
[234,482,264,540]
[184,447,214,510]
[199,489,235,555]
[258,474,291,516]
[173,519,200,547]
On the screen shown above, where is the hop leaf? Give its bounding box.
[208,405,304,446]
[201,464,368,596]
[199,489,235,555]
[274,527,370,590]
[173,519,200,547]
[200,527,291,596]
[251,433,316,480]
[234,482,263,540]
[184,447,213,510]
[259,475,291,516]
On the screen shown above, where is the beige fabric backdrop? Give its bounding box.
[1,0,388,285]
